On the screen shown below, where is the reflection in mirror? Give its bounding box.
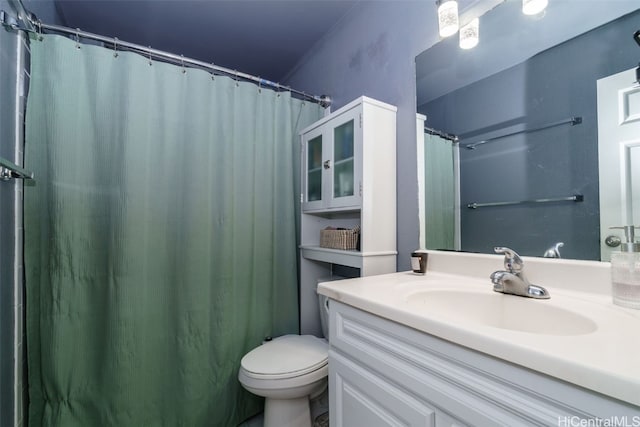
[416,1,640,261]
[418,121,460,251]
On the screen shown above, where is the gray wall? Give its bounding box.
[22,0,62,25]
[285,1,640,270]
[285,1,440,272]
[0,1,28,425]
[421,10,640,260]
[416,1,640,107]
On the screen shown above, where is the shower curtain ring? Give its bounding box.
[113,37,119,58]
[234,70,239,87]
[75,28,81,49]
[37,20,43,41]
[181,54,186,74]
[148,47,152,66]
[258,77,262,93]
[210,63,215,81]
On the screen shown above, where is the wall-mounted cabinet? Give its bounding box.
[299,96,397,336]
[302,105,361,212]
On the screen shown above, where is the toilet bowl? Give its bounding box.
[238,335,328,427]
[238,294,331,427]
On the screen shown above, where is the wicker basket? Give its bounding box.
[319,226,360,250]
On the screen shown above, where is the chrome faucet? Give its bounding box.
[490,247,550,299]
[543,242,564,258]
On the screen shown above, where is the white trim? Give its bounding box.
[619,138,640,224]
[299,96,397,135]
[618,85,640,125]
[416,114,426,250]
[453,143,461,250]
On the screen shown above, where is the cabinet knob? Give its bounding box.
[323,160,331,170]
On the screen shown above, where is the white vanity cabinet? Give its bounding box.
[329,300,640,427]
[299,97,397,336]
[331,350,439,426]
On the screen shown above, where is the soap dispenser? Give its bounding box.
[610,225,640,309]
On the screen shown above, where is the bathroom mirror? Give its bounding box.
[416,1,640,261]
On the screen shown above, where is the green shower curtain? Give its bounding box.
[24,35,322,427]
[424,133,456,250]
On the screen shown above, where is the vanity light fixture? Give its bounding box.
[437,0,459,38]
[459,18,479,49]
[522,0,548,16]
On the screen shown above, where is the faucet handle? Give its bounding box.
[543,242,564,258]
[494,246,524,273]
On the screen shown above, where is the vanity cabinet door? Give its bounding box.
[330,350,436,427]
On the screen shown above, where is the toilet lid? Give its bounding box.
[241,335,328,379]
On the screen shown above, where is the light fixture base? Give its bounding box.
[522,0,548,16]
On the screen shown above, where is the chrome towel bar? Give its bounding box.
[467,194,583,209]
[464,116,582,150]
[0,156,34,181]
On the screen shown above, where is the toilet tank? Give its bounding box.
[317,276,346,339]
[318,294,330,339]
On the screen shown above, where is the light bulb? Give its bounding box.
[438,0,459,38]
[522,0,548,16]
[459,18,479,49]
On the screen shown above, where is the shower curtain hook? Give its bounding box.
[113,37,118,58]
[36,20,43,41]
[276,82,281,98]
[258,77,262,93]
[302,91,306,106]
[181,54,186,74]
[234,70,239,87]
[148,47,152,66]
[75,28,81,49]
[210,63,215,81]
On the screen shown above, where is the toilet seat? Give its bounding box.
[240,335,328,380]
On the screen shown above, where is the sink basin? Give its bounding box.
[405,290,597,336]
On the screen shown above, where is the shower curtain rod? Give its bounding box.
[1,7,332,108]
[424,125,458,143]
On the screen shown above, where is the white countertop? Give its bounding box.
[317,250,640,406]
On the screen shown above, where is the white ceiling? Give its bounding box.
[49,0,359,82]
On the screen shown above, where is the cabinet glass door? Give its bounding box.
[333,120,355,199]
[307,135,323,202]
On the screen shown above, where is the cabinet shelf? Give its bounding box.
[302,207,361,217]
[300,245,397,269]
[334,157,354,166]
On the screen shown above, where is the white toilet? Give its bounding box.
[238,294,330,427]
